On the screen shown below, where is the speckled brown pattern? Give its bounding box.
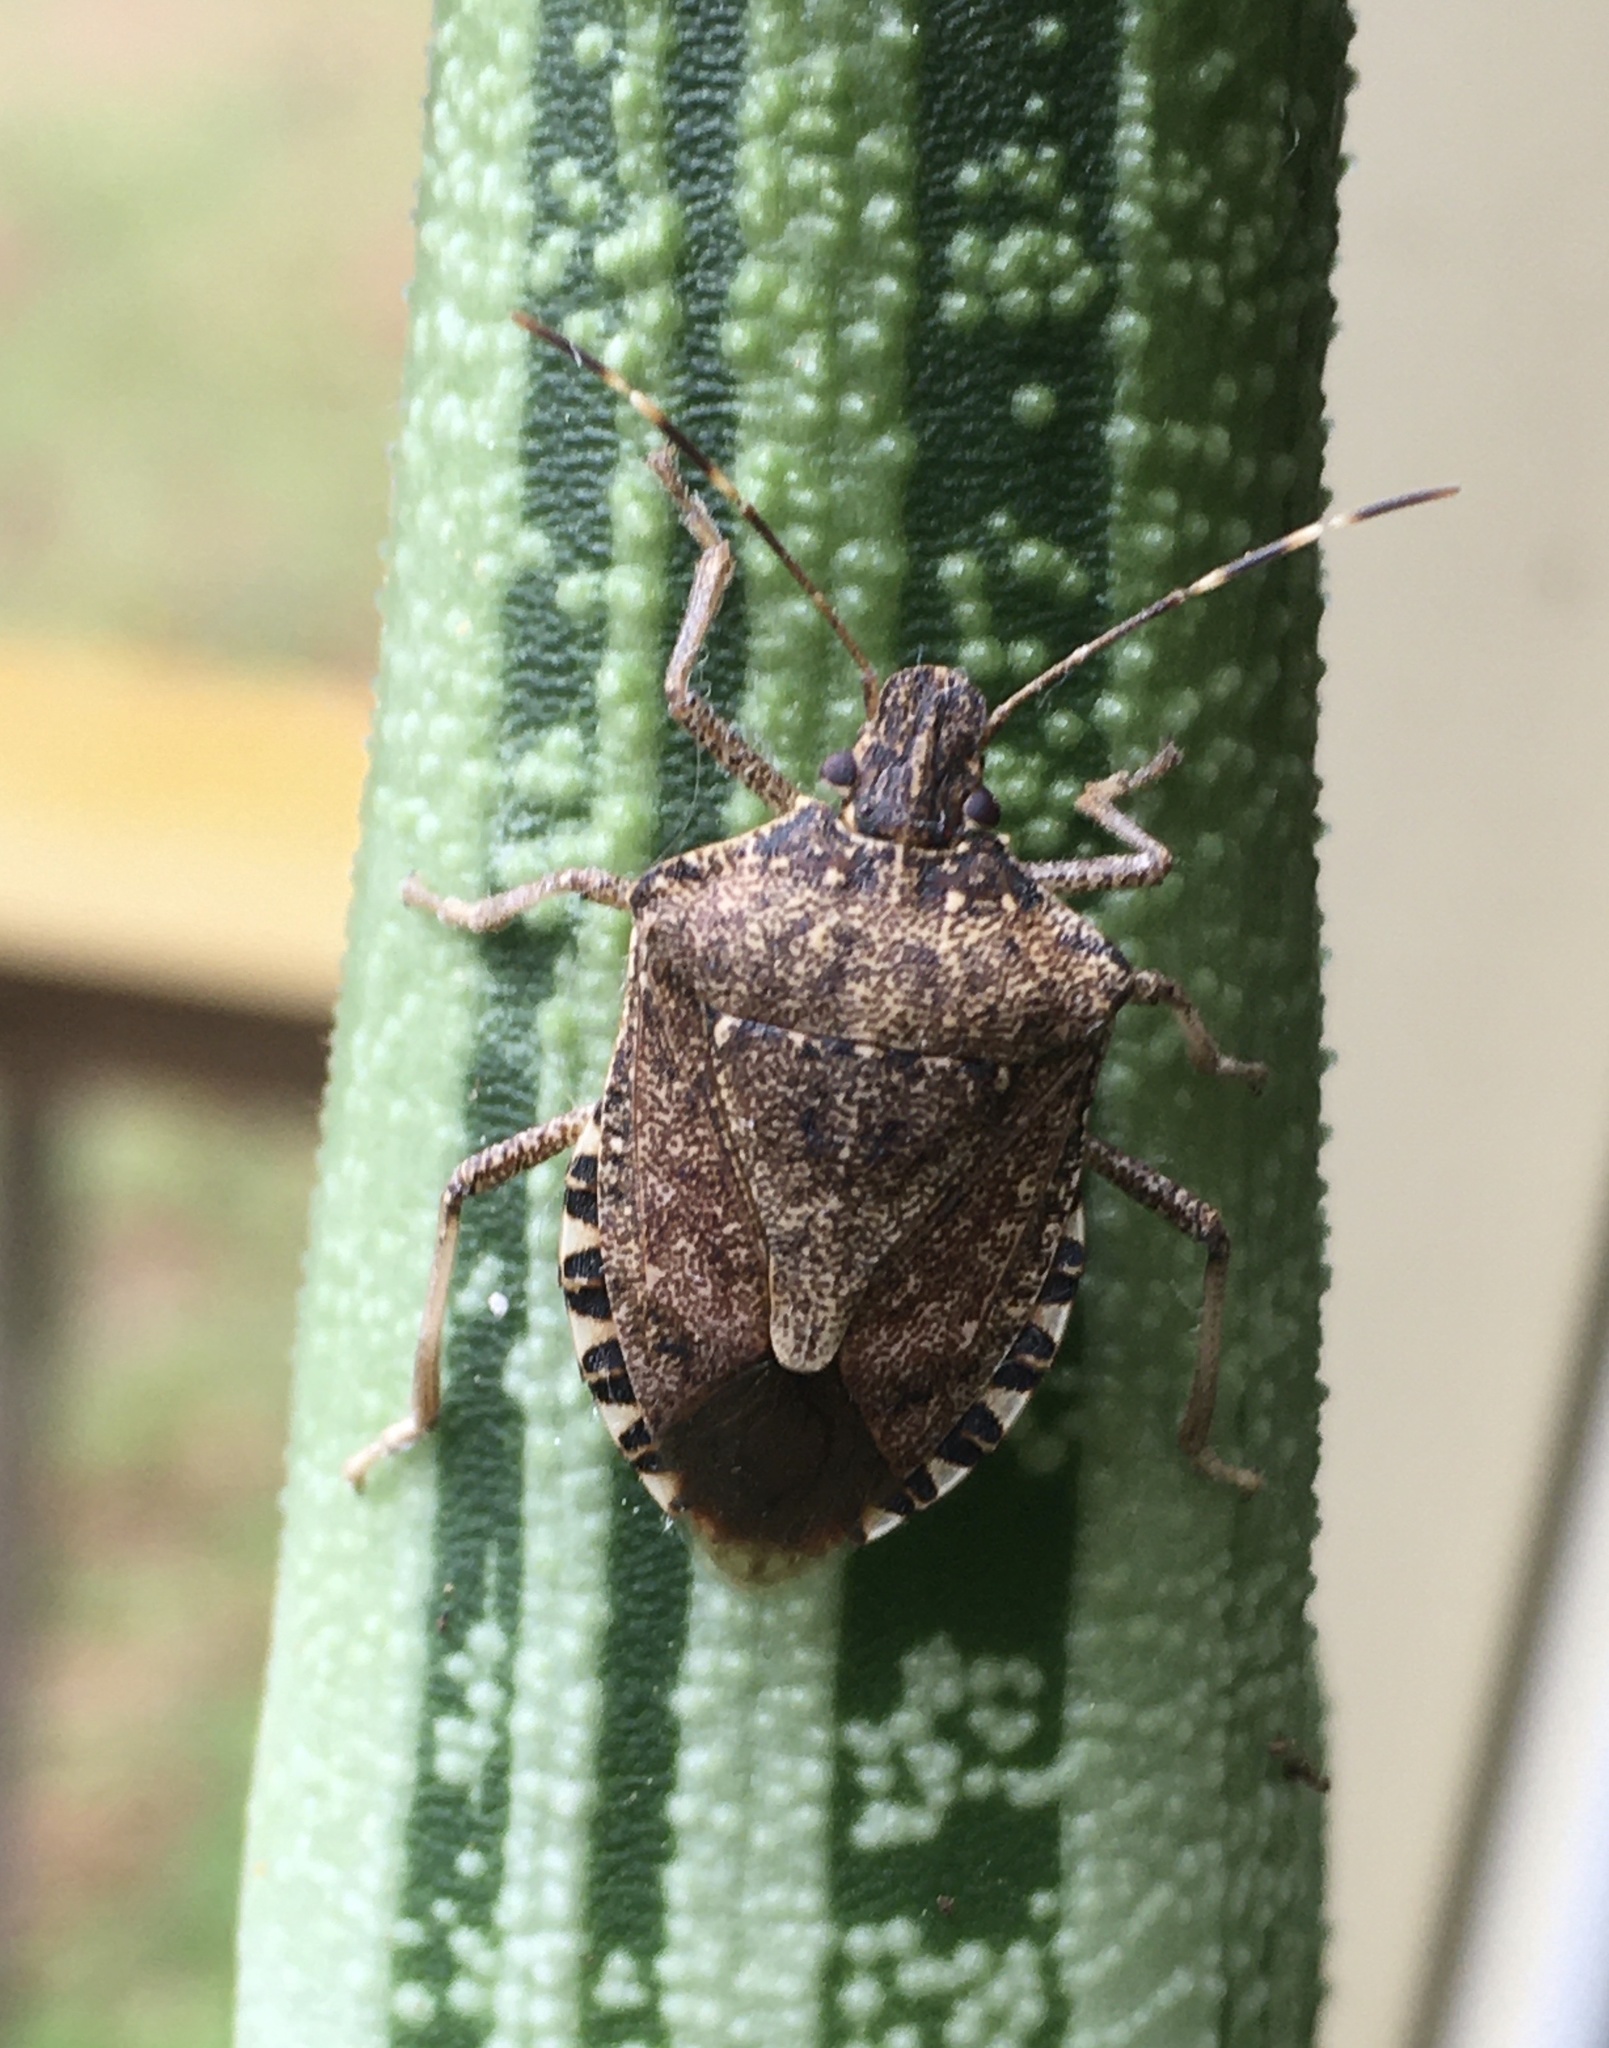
[349,683,1262,1576]
[346,343,1286,1573]
[589,797,1125,1571]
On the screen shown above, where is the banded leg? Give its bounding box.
[402,866,632,934]
[344,1104,594,1488]
[1085,1134,1261,1494]
[647,444,801,814]
[1024,741,1181,895]
[1130,970,1268,1092]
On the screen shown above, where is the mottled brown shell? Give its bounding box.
[558,799,1133,1577]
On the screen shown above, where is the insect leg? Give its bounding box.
[647,444,802,814]
[1084,1134,1261,1494]
[517,314,881,712]
[343,1103,595,1489]
[402,866,632,933]
[1128,970,1267,1091]
[1022,742,1182,895]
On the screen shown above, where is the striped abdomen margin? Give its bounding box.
[859,1206,1087,1540]
[558,1115,682,1517]
[558,1103,1086,1547]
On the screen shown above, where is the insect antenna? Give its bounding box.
[516,312,882,715]
[979,484,1459,745]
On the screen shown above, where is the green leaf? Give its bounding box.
[238,0,1345,2042]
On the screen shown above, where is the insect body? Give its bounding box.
[346,319,1452,1580]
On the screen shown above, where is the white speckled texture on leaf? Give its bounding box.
[238,0,1345,2042]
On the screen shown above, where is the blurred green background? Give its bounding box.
[18,1094,308,2048]
[0,0,423,668]
[0,3,428,2040]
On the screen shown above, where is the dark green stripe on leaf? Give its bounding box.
[503,0,634,817]
[820,7,1121,2041]
[656,0,751,858]
[580,1466,691,2048]
[899,0,1122,860]
[390,938,559,2043]
[390,2,633,2029]
[568,12,746,2036]
[830,1453,1082,2047]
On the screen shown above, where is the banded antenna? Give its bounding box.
[516,313,882,716]
[980,485,1459,745]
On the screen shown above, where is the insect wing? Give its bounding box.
[834,1053,1091,1479]
[705,1019,1039,1373]
[598,961,902,1559]
[595,956,773,1430]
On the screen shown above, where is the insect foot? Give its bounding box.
[342,317,1455,1577]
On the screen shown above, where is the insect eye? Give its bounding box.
[963,786,1001,829]
[819,750,858,790]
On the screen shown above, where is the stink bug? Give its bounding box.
[346,317,1453,1581]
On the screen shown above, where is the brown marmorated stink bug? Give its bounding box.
[346,316,1452,1581]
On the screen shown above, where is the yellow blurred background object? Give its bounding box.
[0,640,367,1015]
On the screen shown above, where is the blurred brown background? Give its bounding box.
[0,2,1604,2045]
[0,4,428,2040]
